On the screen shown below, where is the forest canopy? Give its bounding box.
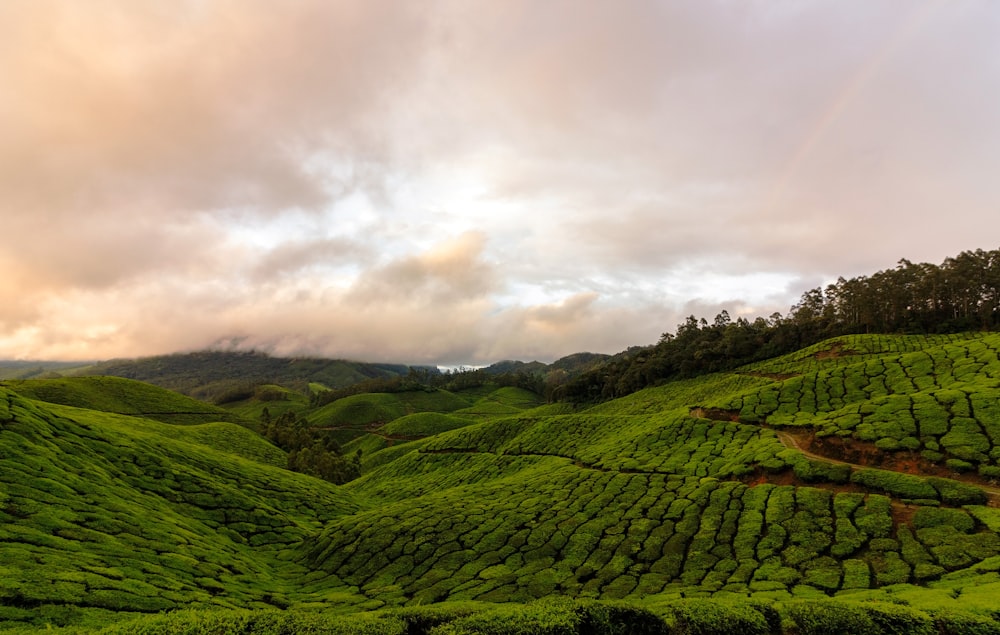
[556,248,1000,402]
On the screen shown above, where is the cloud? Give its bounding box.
[1,1,1000,363]
[251,237,373,281]
[0,0,430,221]
[525,293,599,327]
[346,232,498,308]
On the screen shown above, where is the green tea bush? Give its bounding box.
[927,477,987,505]
[574,601,668,635]
[99,609,408,635]
[871,551,911,585]
[853,495,892,539]
[801,557,842,590]
[784,600,878,635]
[661,599,773,635]
[933,609,1000,635]
[850,469,938,501]
[840,559,871,589]
[390,603,484,633]
[862,602,935,635]
[424,599,581,635]
[912,508,975,533]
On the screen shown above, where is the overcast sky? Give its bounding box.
[1,0,998,364]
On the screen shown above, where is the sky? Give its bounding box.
[1,0,999,365]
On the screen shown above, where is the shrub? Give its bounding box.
[979,465,1000,479]
[870,551,911,586]
[945,459,975,472]
[928,477,987,505]
[785,601,878,635]
[100,610,409,635]
[831,518,863,558]
[854,495,893,539]
[851,469,938,501]
[875,438,901,451]
[424,599,671,635]
[933,609,1000,635]
[912,507,975,533]
[898,526,934,572]
[940,419,990,453]
[840,559,871,589]
[663,599,773,635]
[862,602,935,635]
[801,557,841,590]
[576,601,668,635]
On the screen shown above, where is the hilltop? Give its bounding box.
[5,334,1000,632]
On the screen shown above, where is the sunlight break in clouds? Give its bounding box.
[2,1,1000,363]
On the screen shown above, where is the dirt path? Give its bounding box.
[773,428,1000,506]
[775,430,852,466]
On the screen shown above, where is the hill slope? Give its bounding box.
[6,335,1000,632]
[5,376,244,425]
[0,385,369,629]
[78,350,425,401]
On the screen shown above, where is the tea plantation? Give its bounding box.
[6,334,1000,633]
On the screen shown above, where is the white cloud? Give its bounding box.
[1,1,999,362]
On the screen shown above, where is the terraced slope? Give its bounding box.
[301,336,1000,609]
[706,333,1000,478]
[5,376,244,425]
[7,335,1000,632]
[310,386,542,449]
[0,386,368,629]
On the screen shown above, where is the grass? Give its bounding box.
[5,334,1000,632]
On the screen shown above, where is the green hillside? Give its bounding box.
[8,335,1000,632]
[4,376,245,425]
[0,385,368,630]
[78,350,425,402]
[0,361,94,380]
[221,383,311,423]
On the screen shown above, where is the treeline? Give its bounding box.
[433,368,546,395]
[553,312,812,401]
[557,248,1000,402]
[790,248,1000,335]
[261,409,360,484]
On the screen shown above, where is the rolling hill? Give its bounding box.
[76,350,428,402]
[4,376,245,425]
[5,335,1000,632]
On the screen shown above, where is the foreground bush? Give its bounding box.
[11,599,999,635]
[97,609,406,635]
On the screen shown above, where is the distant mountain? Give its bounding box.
[78,350,430,402]
[548,351,612,372]
[484,352,611,379]
[0,360,95,379]
[482,359,550,375]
